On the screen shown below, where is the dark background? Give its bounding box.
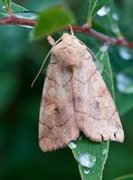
[0,0,133,179]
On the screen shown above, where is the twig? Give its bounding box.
[66,24,133,48]
[0,15,36,26]
[0,15,133,48]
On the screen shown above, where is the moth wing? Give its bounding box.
[74,53,124,142]
[39,57,79,152]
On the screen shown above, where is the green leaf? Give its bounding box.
[116,92,133,116]
[70,139,109,180]
[115,67,133,115]
[96,46,114,97]
[31,5,75,40]
[0,1,27,17]
[0,0,37,19]
[0,72,20,114]
[116,67,133,94]
[116,72,133,94]
[10,2,27,12]
[2,0,11,13]
[70,47,114,180]
[114,174,133,180]
[3,0,10,7]
[87,0,110,25]
[105,1,123,38]
[3,0,10,5]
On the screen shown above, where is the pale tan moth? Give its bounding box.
[39,33,124,152]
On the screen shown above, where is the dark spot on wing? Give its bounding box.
[73,96,82,103]
[55,106,60,113]
[95,101,100,108]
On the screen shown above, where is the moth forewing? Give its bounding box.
[39,33,124,152]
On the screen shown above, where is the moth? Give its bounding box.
[39,33,124,152]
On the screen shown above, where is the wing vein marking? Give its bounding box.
[40,113,75,129]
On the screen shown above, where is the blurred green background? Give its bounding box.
[0,0,133,179]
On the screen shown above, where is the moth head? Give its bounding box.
[52,36,88,69]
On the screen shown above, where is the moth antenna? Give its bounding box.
[77,38,111,81]
[31,49,52,88]
[88,46,112,82]
[90,46,112,82]
[31,36,62,88]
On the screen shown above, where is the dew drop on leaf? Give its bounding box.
[116,73,133,93]
[112,13,119,21]
[77,152,96,169]
[100,44,109,53]
[97,6,110,16]
[102,149,108,155]
[2,5,6,9]
[119,47,132,60]
[78,136,82,141]
[84,167,90,174]
[68,140,77,149]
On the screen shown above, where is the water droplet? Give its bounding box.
[2,5,6,9]
[100,44,109,52]
[102,149,108,155]
[68,140,77,149]
[77,153,96,169]
[84,167,90,174]
[97,6,110,16]
[57,31,63,35]
[78,136,82,140]
[119,47,132,60]
[111,24,120,34]
[112,13,119,21]
[116,73,133,93]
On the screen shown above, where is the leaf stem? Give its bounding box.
[0,15,133,48]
